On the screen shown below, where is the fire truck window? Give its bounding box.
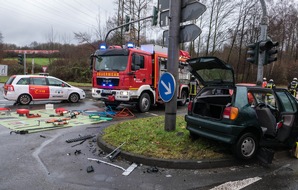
[95,56,128,71]
[159,58,167,71]
[132,54,144,70]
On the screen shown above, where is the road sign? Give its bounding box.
[42,66,48,72]
[163,24,202,45]
[0,65,8,76]
[159,0,206,27]
[158,72,176,102]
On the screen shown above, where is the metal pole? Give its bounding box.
[104,16,153,42]
[257,0,267,84]
[24,52,27,75]
[165,0,181,131]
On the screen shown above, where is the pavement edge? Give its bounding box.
[96,133,244,169]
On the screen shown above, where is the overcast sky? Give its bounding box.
[0,0,116,47]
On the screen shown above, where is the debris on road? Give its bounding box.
[65,134,95,143]
[88,157,137,176]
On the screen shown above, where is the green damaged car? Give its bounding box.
[185,56,298,160]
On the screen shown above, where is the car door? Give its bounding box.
[130,53,151,88]
[47,77,69,100]
[29,77,50,100]
[275,89,298,142]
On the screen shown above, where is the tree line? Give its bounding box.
[0,0,297,85]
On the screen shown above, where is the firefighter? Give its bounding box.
[262,77,267,88]
[288,77,298,97]
[189,76,198,100]
[266,79,276,89]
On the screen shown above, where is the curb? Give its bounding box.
[96,134,247,169]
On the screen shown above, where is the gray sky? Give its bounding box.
[0,0,115,46]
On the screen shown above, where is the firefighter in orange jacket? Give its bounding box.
[262,78,267,88]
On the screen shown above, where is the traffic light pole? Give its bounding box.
[257,0,268,85]
[164,0,181,131]
[104,16,153,42]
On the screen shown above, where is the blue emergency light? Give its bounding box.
[126,42,134,48]
[99,43,107,50]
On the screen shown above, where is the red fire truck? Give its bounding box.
[90,43,191,112]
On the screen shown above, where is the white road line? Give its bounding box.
[147,112,159,116]
[210,177,262,190]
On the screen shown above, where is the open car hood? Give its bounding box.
[187,56,235,87]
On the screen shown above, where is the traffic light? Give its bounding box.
[259,40,273,52]
[152,6,158,26]
[124,15,130,32]
[18,54,23,65]
[246,42,258,65]
[265,41,279,65]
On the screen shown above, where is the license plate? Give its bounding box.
[102,89,112,94]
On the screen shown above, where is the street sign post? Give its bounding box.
[159,0,206,27]
[163,24,202,45]
[158,72,176,102]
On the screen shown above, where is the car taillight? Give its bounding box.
[6,85,14,92]
[188,101,193,113]
[223,106,238,120]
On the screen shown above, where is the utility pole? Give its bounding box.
[257,0,268,84]
[24,52,27,75]
[164,0,181,131]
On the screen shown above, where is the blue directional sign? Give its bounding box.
[158,72,176,102]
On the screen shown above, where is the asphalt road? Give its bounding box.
[0,86,298,190]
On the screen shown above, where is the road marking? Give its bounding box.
[147,112,158,117]
[210,176,262,190]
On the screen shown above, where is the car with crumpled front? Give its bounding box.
[185,56,298,160]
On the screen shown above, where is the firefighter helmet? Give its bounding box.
[269,79,274,83]
[263,77,267,81]
[293,78,297,81]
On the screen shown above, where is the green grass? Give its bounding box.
[0,76,9,83]
[4,58,54,66]
[102,116,229,160]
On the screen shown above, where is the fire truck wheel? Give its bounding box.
[137,93,151,113]
[18,94,32,105]
[68,93,80,103]
[178,90,188,106]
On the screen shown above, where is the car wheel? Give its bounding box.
[18,94,31,105]
[137,93,151,113]
[68,93,80,103]
[233,132,258,160]
[178,90,188,106]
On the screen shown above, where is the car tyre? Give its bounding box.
[137,93,151,113]
[233,132,258,160]
[178,90,188,106]
[69,93,80,103]
[18,94,31,105]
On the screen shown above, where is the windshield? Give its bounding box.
[95,55,128,71]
